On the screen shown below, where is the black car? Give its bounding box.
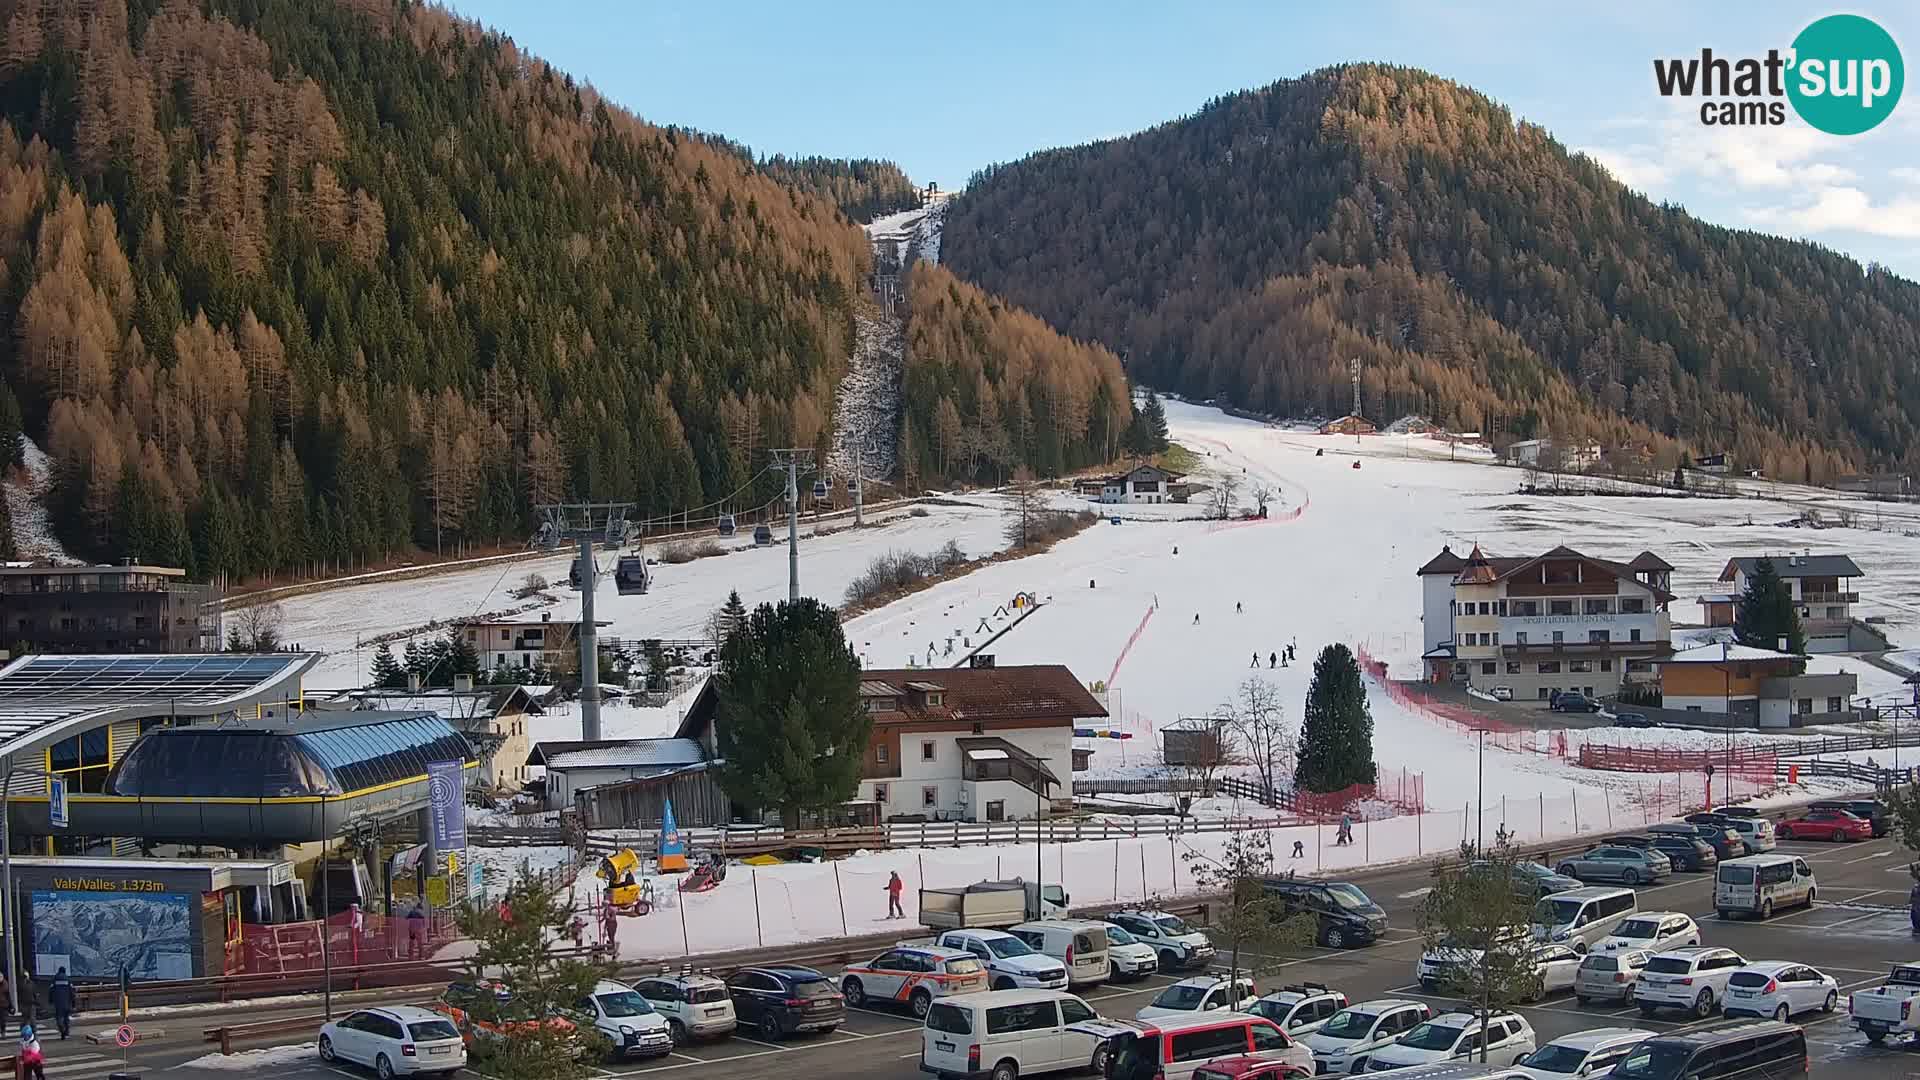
[1612,711,1656,728]
[1646,833,1717,871]
[1259,878,1388,948]
[1812,799,1889,838]
[1649,821,1742,860]
[1604,834,1657,848]
[1710,805,1763,819]
[1551,692,1604,713]
[724,965,844,1040]
[1467,859,1582,899]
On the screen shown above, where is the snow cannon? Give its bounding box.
[596,848,648,910]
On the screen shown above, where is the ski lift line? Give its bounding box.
[624,464,786,532]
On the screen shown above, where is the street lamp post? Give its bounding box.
[1476,727,1486,853]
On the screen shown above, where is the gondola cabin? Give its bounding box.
[569,556,585,589]
[614,555,650,596]
[717,514,736,537]
[811,479,829,499]
[752,524,772,546]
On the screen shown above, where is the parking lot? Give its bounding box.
[170,833,1920,1080]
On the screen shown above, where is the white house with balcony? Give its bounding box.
[1710,554,1871,654]
[455,612,608,673]
[1418,544,1674,701]
[1098,465,1182,505]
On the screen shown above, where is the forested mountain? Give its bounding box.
[944,64,1920,480]
[756,156,921,221]
[0,0,1120,581]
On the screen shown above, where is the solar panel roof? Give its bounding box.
[0,653,317,754]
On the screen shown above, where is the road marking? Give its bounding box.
[1398,887,1433,900]
[1818,908,1899,932]
[1846,850,1895,864]
[669,1052,708,1064]
[828,1028,872,1039]
[728,1036,788,1051]
[899,1050,922,1059]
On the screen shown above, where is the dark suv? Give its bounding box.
[1647,833,1717,871]
[1259,878,1388,948]
[1551,692,1604,713]
[1811,799,1889,838]
[724,965,844,1040]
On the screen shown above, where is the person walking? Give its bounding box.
[1291,840,1305,859]
[406,899,427,960]
[46,970,73,1041]
[1250,651,1259,667]
[1192,613,1200,625]
[886,871,906,919]
[1338,814,1353,846]
[18,1025,43,1080]
[1269,652,1277,668]
[1235,602,1242,614]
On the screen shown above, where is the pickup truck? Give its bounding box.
[1849,963,1920,1044]
[919,879,1068,929]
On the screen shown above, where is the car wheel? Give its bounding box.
[318,1036,336,1062]
[991,1060,1019,1080]
[1760,898,1773,919]
[1158,949,1181,970]
[1621,868,1639,885]
[1866,1031,1887,1046]
[841,977,866,1009]
[1324,926,1346,949]
[1091,1042,1111,1074]
[1693,988,1715,1018]
[1557,864,1578,878]
[376,1054,395,1080]
[1109,961,1120,981]
[668,1020,689,1045]
[1773,1003,1791,1022]
[910,989,933,1020]
[1574,941,1588,955]
[1576,994,1589,1005]
[994,977,1017,991]
[1824,990,1838,1013]
[1639,1004,1657,1018]
[1716,908,1731,920]
[759,1014,783,1042]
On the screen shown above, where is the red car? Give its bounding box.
[1191,1058,1311,1080]
[1778,807,1872,842]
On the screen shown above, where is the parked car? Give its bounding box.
[570,980,675,1059]
[1609,1021,1806,1080]
[1721,961,1839,1021]
[429,981,579,1052]
[1108,909,1218,971]
[1491,687,1515,702]
[1602,834,1655,849]
[1611,711,1656,729]
[1246,983,1349,1038]
[1300,999,1432,1075]
[1634,947,1747,1018]
[840,945,987,1019]
[1513,1028,1653,1080]
[1778,806,1872,842]
[1472,860,1582,900]
[921,989,1112,1080]
[1709,806,1762,819]
[635,971,738,1043]
[1810,798,1889,837]
[1006,919,1111,987]
[1714,854,1817,920]
[1362,1011,1537,1071]
[936,928,1071,991]
[723,965,843,1041]
[1097,920,1162,981]
[1555,846,1672,886]
[1847,963,1920,1045]
[1699,814,1775,852]
[1191,1058,1312,1080]
[1096,1010,1312,1080]
[1596,912,1701,955]
[1574,949,1656,1006]
[1550,693,1603,714]
[1532,887,1638,952]
[1259,878,1389,949]
[1528,944,1585,1000]
[1647,822,1744,861]
[1138,973,1259,1021]
[1645,834,1717,872]
[320,1006,467,1079]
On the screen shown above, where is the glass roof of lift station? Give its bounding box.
[0,653,317,757]
[108,710,475,798]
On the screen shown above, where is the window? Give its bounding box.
[985,800,1005,821]
[1827,696,1843,713]
[1550,600,1574,616]
[1627,660,1653,673]
[922,786,939,807]
[1620,598,1645,614]
[1506,662,1521,674]
[1687,705,1702,712]
[1481,662,1496,675]
[1513,601,1539,616]
[876,744,890,764]
[1629,628,1642,643]
[927,692,944,706]
[1585,599,1612,615]
[1250,1023,1292,1052]
[1515,632,1529,645]
[1600,659,1613,672]
[1538,688,1552,700]
[1552,630,1565,644]
[986,1002,1057,1034]
[1171,1026,1249,1062]
[873,784,889,803]
[1477,633,1490,646]
[921,741,936,762]
[1496,601,1508,616]
[1491,633,1500,646]
[499,629,509,641]
[1059,998,1096,1024]
[1538,661,1561,674]
[925,1003,973,1035]
[1589,629,1610,643]
[1797,698,1813,715]
[1569,659,1592,673]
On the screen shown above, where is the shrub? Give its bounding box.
[659,539,724,564]
[909,506,930,517]
[844,543,971,606]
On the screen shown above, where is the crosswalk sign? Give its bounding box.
[48,776,67,830]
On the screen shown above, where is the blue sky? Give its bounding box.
[447,2,1920,275]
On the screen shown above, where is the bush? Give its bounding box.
[1616,682,1663,707]
[909,506,930,517]
[844,543,970,606]
[659,539,724,564]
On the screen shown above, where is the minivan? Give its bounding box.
[922,989,1112,1080]
[1089,1011,1312,1080]
[1607,1020,1806,1080]
[1714,854,1815,920]
[1532,887,1637,952]
[1009,920,1111,987]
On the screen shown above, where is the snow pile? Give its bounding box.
[180,1045,317,1071]
[4,436,79,564]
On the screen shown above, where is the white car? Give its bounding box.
[1721,960,1840,1021]
[1491,686,1515,701]
[320,1005,467,1079]
[1513,1028,1652,1079]
[936,928,1070,991]
[1098,920,1160,980]
[1246,983,1349,1038]
[1529,944,1584,999]
[1596,912,1701,954]
[570,980,674,1060]
[1363,1011,1537,1071]
[1108,909,1217,971]
[1301,999,1431,1074]
[635,971,739,1041]
[1136,973,1258,1021]
[1633,946,1747,1018]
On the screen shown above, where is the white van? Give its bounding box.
[1530,887,1637,952]
[1714,853,1816,919]
[1009,920,1111,988]
[922,989,1121,1080]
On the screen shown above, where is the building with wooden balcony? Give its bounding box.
[0,563,218,655]
[1657,642,1863,728]
[1417,544,1674,701]
[454,612,605,674]
[1710,554,1870,653]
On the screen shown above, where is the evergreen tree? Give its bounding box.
[712,598,870,827]
[442,627,482,685]
[641,639,669,692]
[1733,557,1807,664]
[402,639,425,683]
[1296,643,1377,792]
[453,869,610,1079]
[720,590,747,643]
[1139,391,1170,453]
[369,643,405,689]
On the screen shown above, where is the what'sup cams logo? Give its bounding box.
[1654,14,1903,134]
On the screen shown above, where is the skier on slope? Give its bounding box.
[1269,652,1277,669]
[1251,652,1259,667]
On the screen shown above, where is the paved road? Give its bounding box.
[150,833,1920,1079]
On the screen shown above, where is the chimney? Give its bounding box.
[454,673,473,693]
[407,672,421,693]
[542,612,551,623]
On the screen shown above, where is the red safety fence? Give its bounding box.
[1354,644,1570,756]
[241,908,460,975]
[1577,743,1778,781]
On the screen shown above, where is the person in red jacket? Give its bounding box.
[886,872,905,919]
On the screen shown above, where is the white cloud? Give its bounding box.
[1746,186,1920,240]
[1891,166,1920,185]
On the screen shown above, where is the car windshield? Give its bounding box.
[1524,1045,1592,1073]
[1151,984,1211,1010]
[407,1020,461,1042]
[689,985,729,1004]
[596,990,653,1018]
[1612,1043,1692,1080]
[1643,957,1693,975]
[1105,925,1138,945]
[1400,1022,1466,1051]
[1318,1010,1378,1039]
[1152,914,1193,935]
[1535,897,1583,924]
[985,937,1036,958]
[1580,955,1619,971]
[1324,883,1375,910]
[1727,971,1772,988]
[1613,918,1659,939]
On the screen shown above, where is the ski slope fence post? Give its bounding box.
[751,868,763,947]
[1114,842,1121,901]
[1417,806,1422,855]
[679,888,691,956]
[1538,793,1545,838]
[834,863,849,935]
[1169,839,1178,892]
[1605,790,1613,831]
[1571,789,1579,833]
[1364,818,1369,861]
